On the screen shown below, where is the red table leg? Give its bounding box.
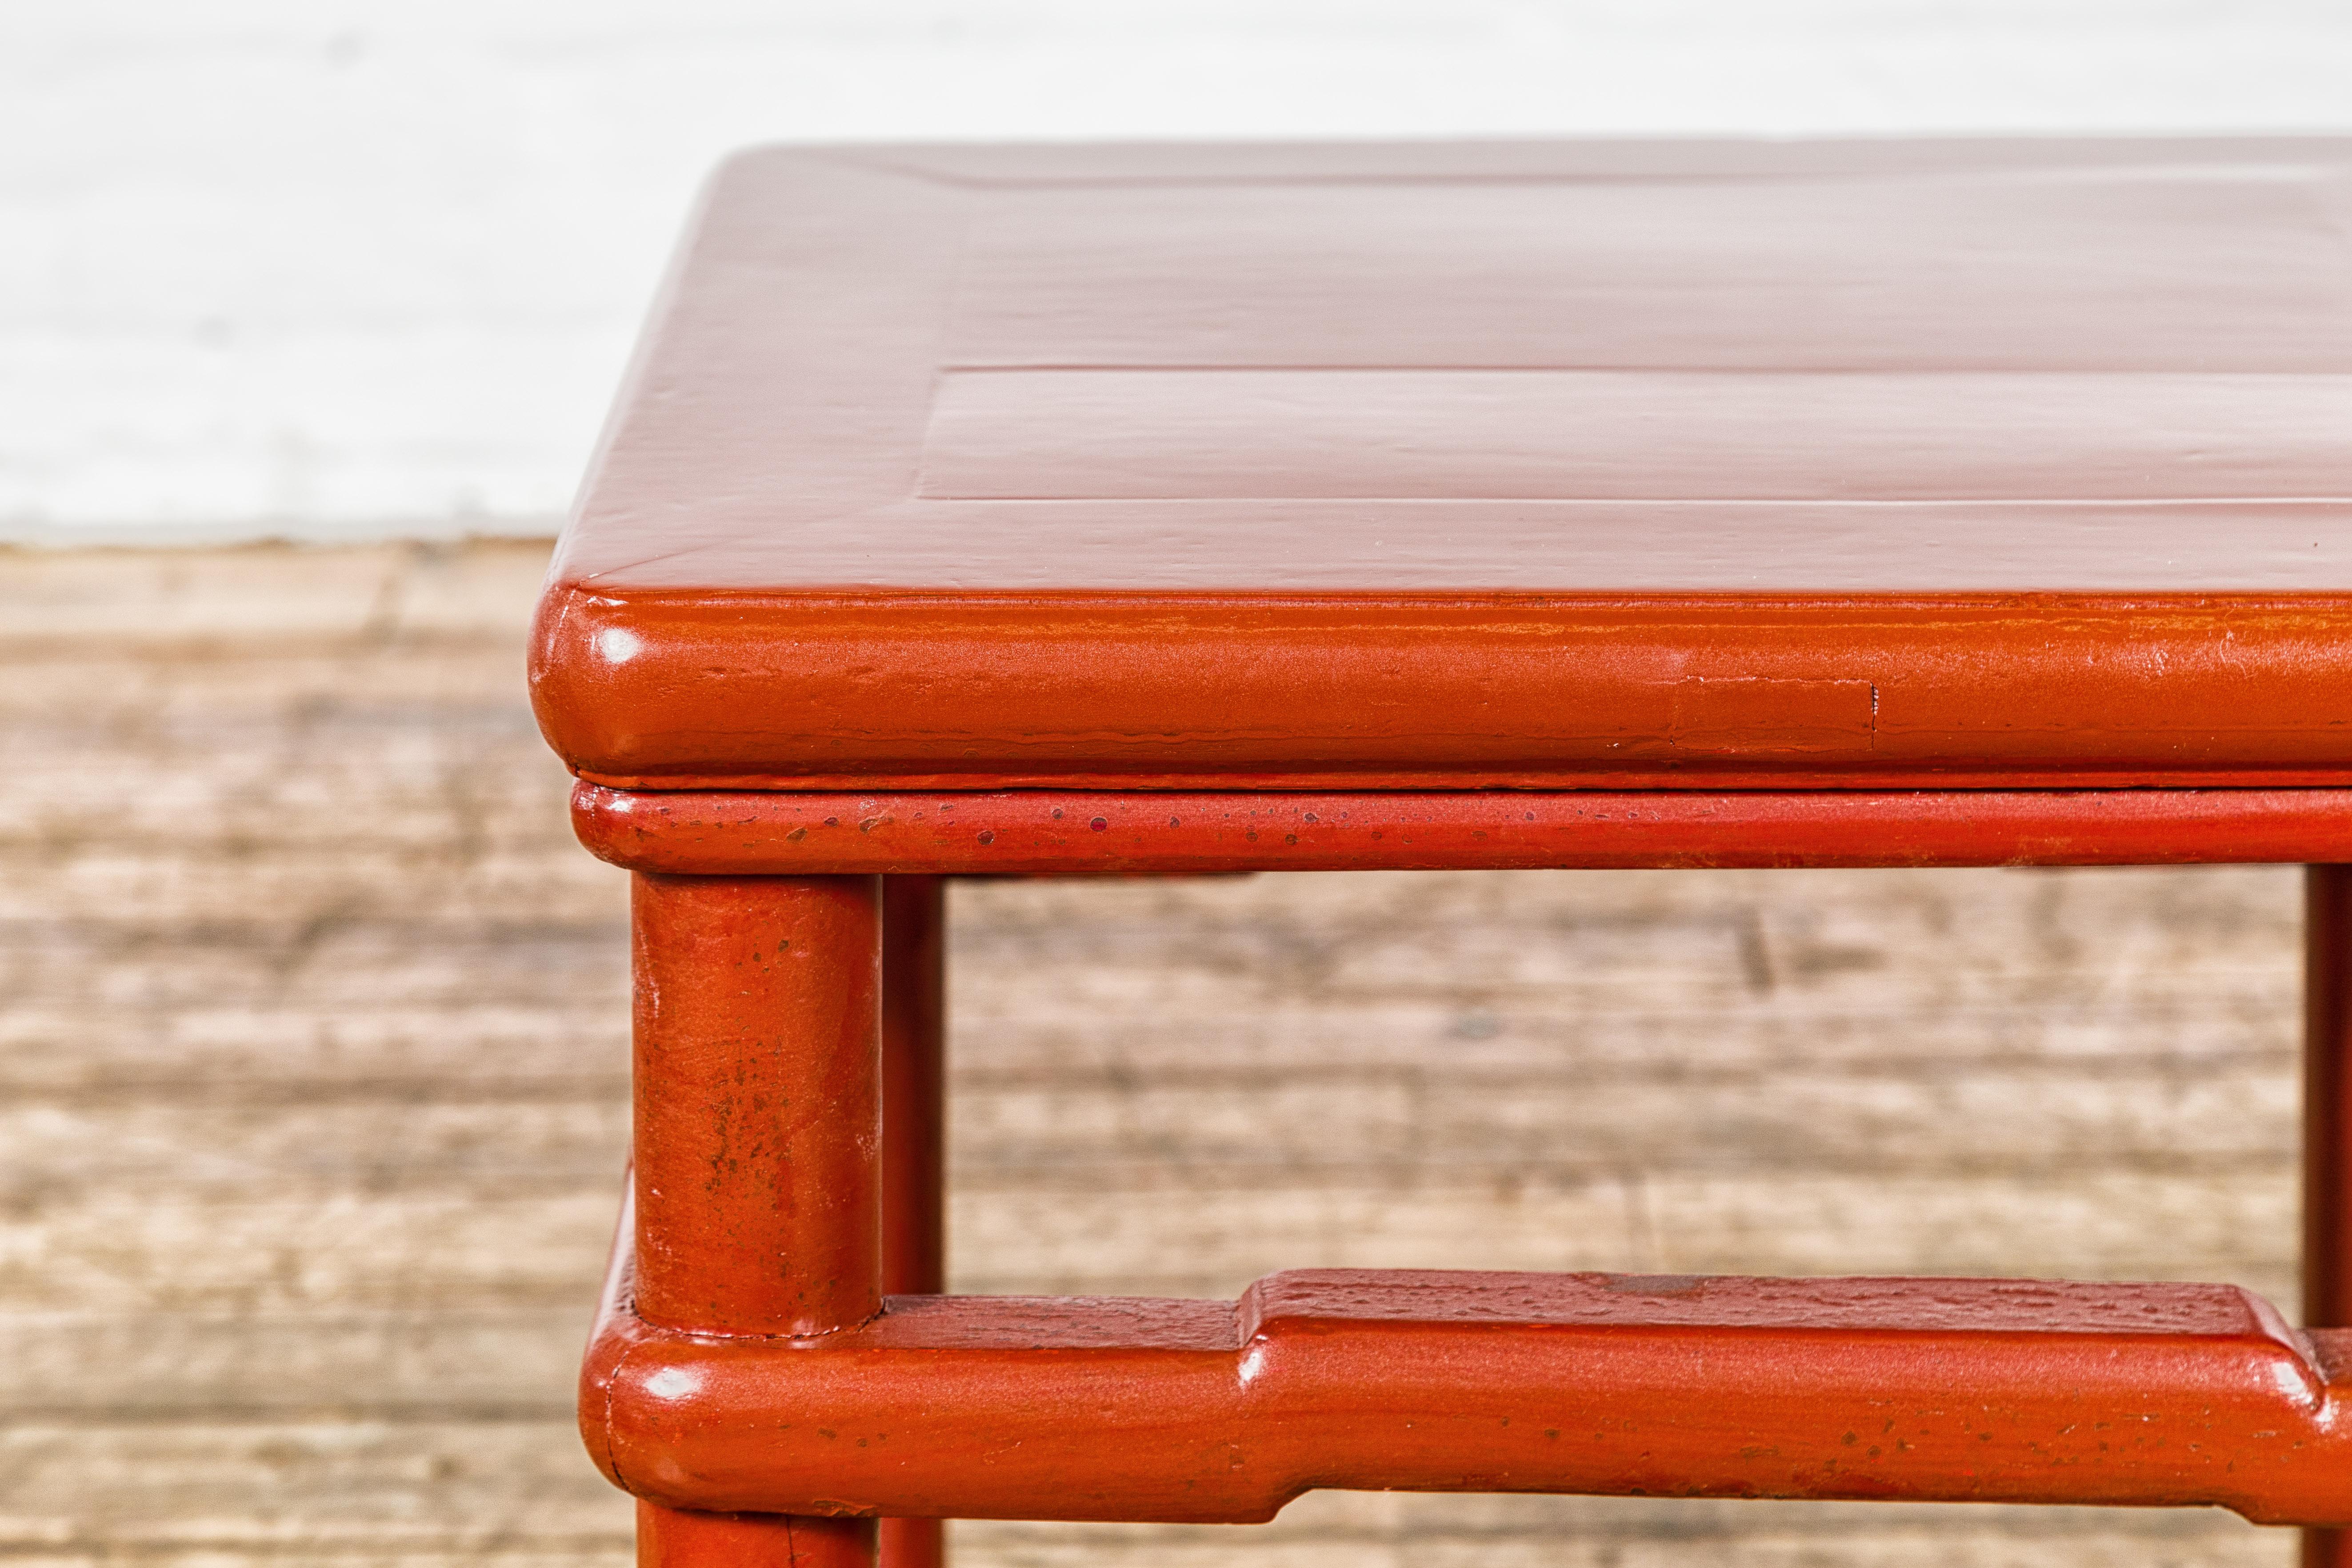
[640,1503,879,1566]
[630,872,884,1568]
[2308,866,2352,1568]
[880,876,947,1568]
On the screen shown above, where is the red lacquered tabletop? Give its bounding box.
[531,139,2352,791]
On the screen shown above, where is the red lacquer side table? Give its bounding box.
[531,139,2352,1567]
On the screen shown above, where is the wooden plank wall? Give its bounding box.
[0,541,2301,1566]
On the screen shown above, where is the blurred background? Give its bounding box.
[6,4,2350,1565]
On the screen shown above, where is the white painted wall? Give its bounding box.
[8,1,2352,542]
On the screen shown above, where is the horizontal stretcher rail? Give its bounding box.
[582,1224,2352,1525]
[575,783,2352,875]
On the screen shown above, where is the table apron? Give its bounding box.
[576,784,2352,874]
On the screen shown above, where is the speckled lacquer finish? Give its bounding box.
[532,138,2352,791]
[573,783,2352,875]
[538,139,2352,1568]
[585,1234,2352,1525]
[626,874,884,1565]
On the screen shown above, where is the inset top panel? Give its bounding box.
[535,141,2352,791]
[555,139,2352,594]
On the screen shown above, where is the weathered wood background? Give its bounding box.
[0,541,2304,1565]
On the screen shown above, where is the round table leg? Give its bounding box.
[630,872,886,1567]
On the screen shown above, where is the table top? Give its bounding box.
[533,139,2352,792]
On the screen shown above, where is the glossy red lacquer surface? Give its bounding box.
[581,1230,2352,1526]
[590,855,2352,1556]
[574,784,2352,875]
[532,138,2352,789]
[630,873,882,1336]
[877,878,945,1568]
[2309,867,2352,1568]
[628,874,886,1564]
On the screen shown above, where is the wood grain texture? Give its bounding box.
[0,542,2302,1563]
